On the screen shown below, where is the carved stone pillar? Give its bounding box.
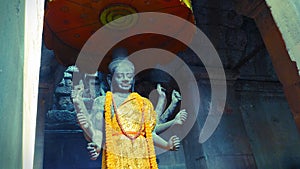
[234,0,300,131]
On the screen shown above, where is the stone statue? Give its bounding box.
[47,93,77,123]
[47,66,77,124]
[72,51,183,169]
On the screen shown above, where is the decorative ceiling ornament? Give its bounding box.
[44,0,195,72]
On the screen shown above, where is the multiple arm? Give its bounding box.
[154,85,187,134]
[84,97,105,160]
[155,84,166,121]
[72,81,94,139]
[147,97,181,151]
[155,109,187,134]
[152,132,180,151]
[72,81,104,160]
[159,90,182,123]
[73,82,186,160]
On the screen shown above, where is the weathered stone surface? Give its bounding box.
[225,29,247,50]
[39,43,67,86]
[223,10,244,28]
[238,0,300,132]
[197,84,257,169]
[47,110,77,123]
[240,90,300,169]
[195,8,243,28]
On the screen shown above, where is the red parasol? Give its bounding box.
[44,0,195,73]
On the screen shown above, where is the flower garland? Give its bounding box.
[145,121,158,169]
[104,91,158,169]
[104,91,114,169]
[112,92,145,141]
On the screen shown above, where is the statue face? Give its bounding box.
[111,64,134,92]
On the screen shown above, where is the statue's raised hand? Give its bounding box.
[87,142,101,160]
[171,90,182,104]
[168,135,180,151]
[174,109,188,125]
[72,80,90,129]
[157,84,166,99]
[71,80,84,103]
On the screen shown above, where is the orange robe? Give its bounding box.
[101,92,158,169]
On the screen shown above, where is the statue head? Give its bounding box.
[108,48,135,92]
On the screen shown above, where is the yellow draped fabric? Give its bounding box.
[103,92,158,169]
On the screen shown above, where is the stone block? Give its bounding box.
[223,10,244,28]
[225,29,247,50]
[240,91,300,169]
